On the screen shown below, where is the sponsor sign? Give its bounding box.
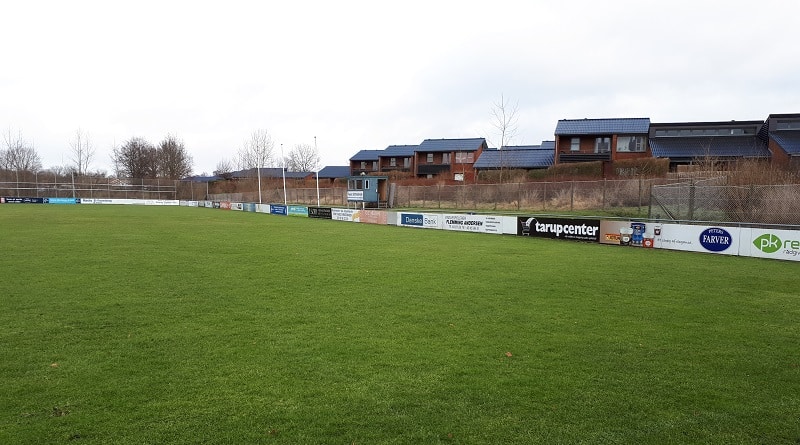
[600,220,657,247]
[742,228,800,261]
[654,224,739,255]
[347,190,364,201]
[45,197,78,204]
[219,201,232,210]
[231,202,243,211]
[518,216,600,242]
[443,214,487,233]
[332,208,359,222]
[360,210,388,225]
[2,197,45,204]
[270,204,287,215]
[288,205,309,217]
[212,201,221,209]
[399,213,440,229]
[243,203,256,212]
[308,207,332,219]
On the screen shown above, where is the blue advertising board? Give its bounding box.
[270,204,287,215]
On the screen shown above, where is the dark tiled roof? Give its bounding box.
[349,150,383,161]
[182,175,221,182]
[317,166,351,178]
[417,138,486,152]
[381,145,417,156]
[555,118,650,135]
[473,147,554,169]
[284,171,313,179]
[650,136,770,160]
[770,130,800,155]
[231,167,285,179]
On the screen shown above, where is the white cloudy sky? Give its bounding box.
[2,0,799,175]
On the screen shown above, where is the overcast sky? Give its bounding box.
[2,0,799,176]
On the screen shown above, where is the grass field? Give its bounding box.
[1,205,798,444]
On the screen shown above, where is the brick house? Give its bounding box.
[414,138,488,181]
[554,118,651,166]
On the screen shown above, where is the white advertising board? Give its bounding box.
[654,223,740,255]
[332,208,360,222]
[441,214,504,235]
[739,228,800,261]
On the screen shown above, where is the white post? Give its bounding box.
[281,143,287,206]
[257,166,262,204]
[315,136,320,207]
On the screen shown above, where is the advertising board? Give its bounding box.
[653,224,740,255]
[288,205,309,217]
[270,204,287,215]
[518,216,600,242]
[347,190,364,201]
[360,210,388,225]
[441,214,503,234]
[308,207,332,219]
[740,228,800,261]
[398,212,441,229]
[332,208,359,222]
[2,197,44,204]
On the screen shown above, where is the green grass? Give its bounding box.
[1,205,798,444]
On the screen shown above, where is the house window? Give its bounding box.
[360,161,366,169]
[442,153,450,164]
[594,137,610,153]
[426,153,433,163]
[372,161,378,170]
[390,157,396,167]
[455,152,474,163]
[777,119,800,130]
[616,136,647,153]
[403,157,411,168]
[570,138,580,151]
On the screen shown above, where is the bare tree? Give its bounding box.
[286,143,320,172]
[3,128,42,172]
[489,94,519,183]
[112,137,157,179]
[157,134,193,179]
[69,128,95,176]
[238,129,275,170]
[214,158,234,176]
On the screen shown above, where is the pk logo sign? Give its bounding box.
[753,233,781,253]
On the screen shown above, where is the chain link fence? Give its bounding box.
[6,170,798,226]
[392,179,666,213]
[0,172,177,200]
[650,179,800,225]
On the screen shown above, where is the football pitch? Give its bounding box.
[1,205,798,444]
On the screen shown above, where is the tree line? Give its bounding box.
[1,127,320,181]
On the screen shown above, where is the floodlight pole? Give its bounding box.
[257,165,262,204]
[315,136,320,207]
[281,143,287,206]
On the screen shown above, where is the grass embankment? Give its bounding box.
[0,205,798,444]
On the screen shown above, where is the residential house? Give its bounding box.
[554,118,651,166]
[473,141,555,173]
[317,166,351,183]
[414,138,488,181]
[378,145,417,174]
[649,120,769,170]
[763,113,800,167]
[349,150,383,176]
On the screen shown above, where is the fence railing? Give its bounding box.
[0,178,178,200]
[650,180,800,225]
[6,174,798,226]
